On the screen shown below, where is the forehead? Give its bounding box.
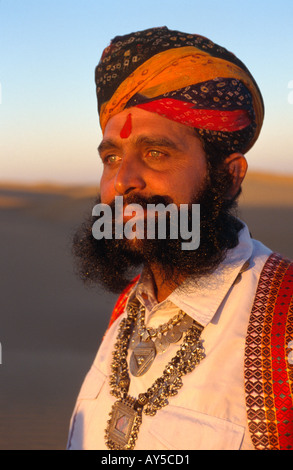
[102,107,198,143]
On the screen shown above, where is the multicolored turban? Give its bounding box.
[95,26,264,155]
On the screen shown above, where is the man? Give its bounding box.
[67,27,293,450]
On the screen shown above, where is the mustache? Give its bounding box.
[108,194,175,212]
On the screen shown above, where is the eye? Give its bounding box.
[147,150,165,159]
[104,155,121,165]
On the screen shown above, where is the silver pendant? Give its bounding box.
[105,398,142,450]
[154,334,170,354]
[129,328,140,350]
[129,341,156,377]
[165,325,183,343]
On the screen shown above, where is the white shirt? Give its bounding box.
[67,223,272,450]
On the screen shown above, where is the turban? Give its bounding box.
[95,26,264,155]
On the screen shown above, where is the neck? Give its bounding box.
[148,263,186,303]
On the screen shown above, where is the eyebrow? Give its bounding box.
[97,138,120,156]
[135,135,180,151]
[97,135,180,156]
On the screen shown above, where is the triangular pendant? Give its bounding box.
[129,341,156,377]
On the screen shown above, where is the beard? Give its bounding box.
[71,166,243,294]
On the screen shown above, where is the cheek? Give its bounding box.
[167,167,207,203]
[100,172,114,203]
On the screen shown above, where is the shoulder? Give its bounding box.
[259,251,293,284]
[253,251,293,305]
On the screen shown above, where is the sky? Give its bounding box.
[1,0,293,184]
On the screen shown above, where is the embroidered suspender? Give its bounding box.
[245,253,293,450]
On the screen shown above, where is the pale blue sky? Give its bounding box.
[1,0,293,183]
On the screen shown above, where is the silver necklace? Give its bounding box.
[129,303,194,376]
[105,299,205,450]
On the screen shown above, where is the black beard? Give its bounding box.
[71,167,243,294]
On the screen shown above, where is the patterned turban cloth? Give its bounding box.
[95,26,264,155]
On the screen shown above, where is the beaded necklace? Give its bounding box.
[105,299,205,450]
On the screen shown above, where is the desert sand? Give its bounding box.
[0,172,292,449]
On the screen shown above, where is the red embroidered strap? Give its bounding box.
[245,253,293,450]
[107,275,141,330]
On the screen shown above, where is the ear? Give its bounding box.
[224,153,248,199]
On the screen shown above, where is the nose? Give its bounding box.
[114,157,146,196]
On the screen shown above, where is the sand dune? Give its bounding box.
[1,170,293,206]
[240,171,293,207]
[0,172,292,449]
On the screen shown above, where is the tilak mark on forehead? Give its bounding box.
[120,113,132,139]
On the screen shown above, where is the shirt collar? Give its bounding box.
[132,222,253,327]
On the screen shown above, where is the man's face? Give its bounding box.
[72,106,243,294]
[99,107,208,207]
